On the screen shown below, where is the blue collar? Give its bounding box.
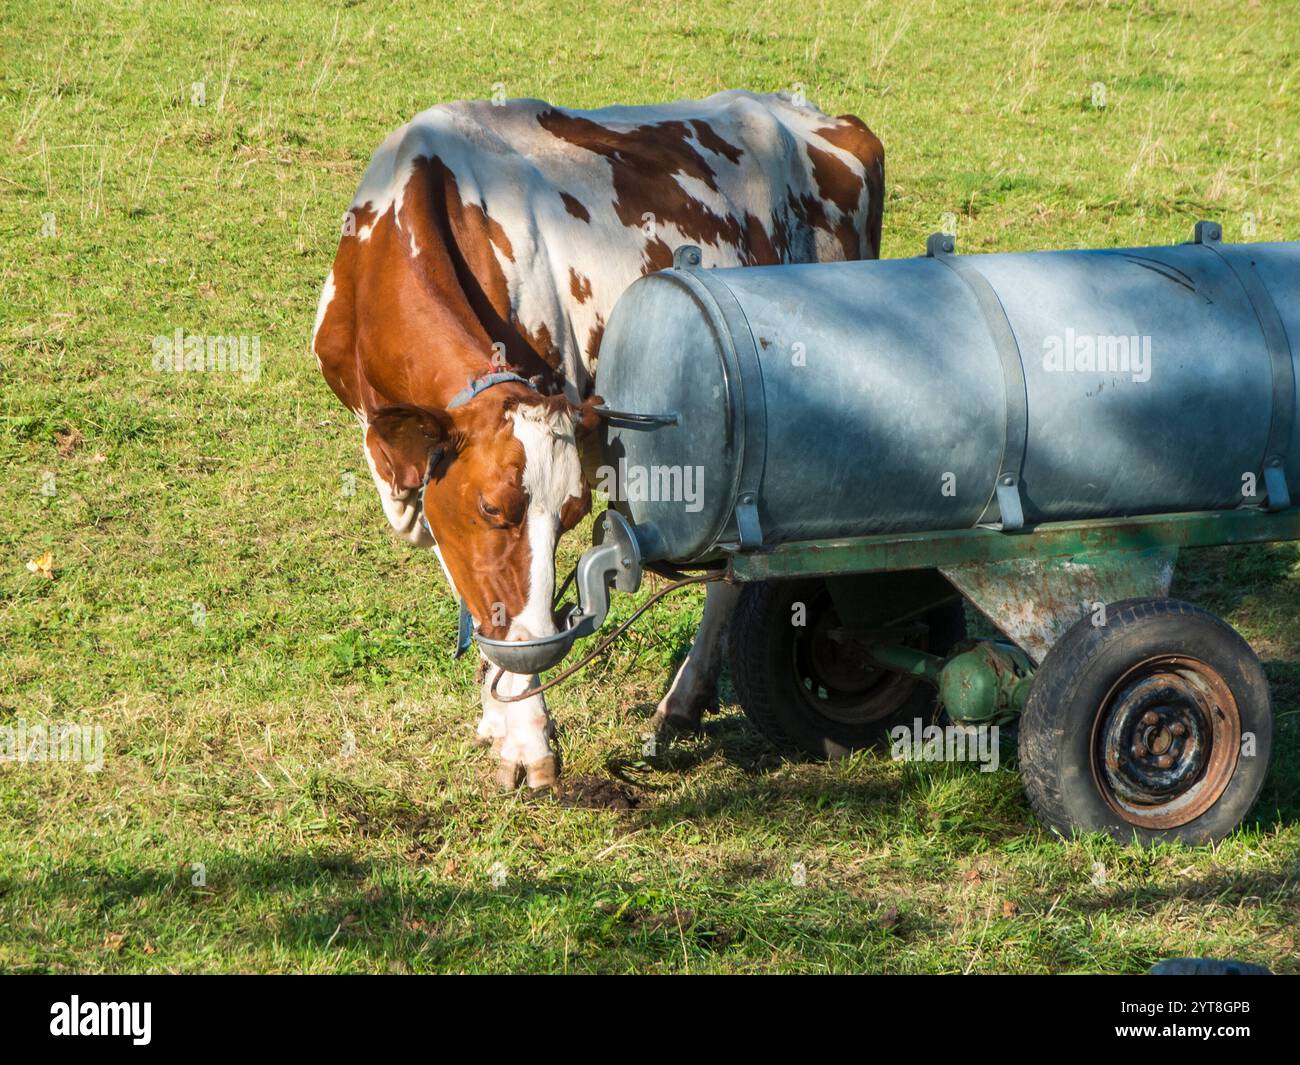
[446,371,537,410]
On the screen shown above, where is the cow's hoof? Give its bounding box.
[651,704,703,738]
[525,754,559,792]
[495,759,524,790]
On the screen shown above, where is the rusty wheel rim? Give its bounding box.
[1090,655,1241,829]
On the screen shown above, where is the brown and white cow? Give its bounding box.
[313,90,883,790]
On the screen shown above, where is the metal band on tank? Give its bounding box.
[926,233,1030,530]
[1193,220,1295,510]
[672,245,769,549]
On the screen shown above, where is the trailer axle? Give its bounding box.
[867,638,1034,724]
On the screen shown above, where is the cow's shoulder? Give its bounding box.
[317,102,578,414]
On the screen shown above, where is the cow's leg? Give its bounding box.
[482,667,558,790]
[472,656,508,752]
[652,581,741,732]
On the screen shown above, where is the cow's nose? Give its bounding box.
[505,620,550,642]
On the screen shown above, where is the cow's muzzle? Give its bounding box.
[474,511,643,675]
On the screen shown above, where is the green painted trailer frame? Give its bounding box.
[724,507,1300,581]
[716,506,1300,727]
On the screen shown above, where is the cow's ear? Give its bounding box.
[575,393,605,438]
[367,405,456,492]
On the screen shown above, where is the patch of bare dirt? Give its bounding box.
[55,427,83,456]
[556,774,640,811]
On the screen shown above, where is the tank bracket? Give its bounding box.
[939,547,1178,664]
[1199,225,1297,514]
[927,238,1031,530]
[1192,219,1223,244]
[672,244,703,269]
[734,494,763,549]
[1264,458,1292,511]
[925,231,956,257]
[995,475,1026,531]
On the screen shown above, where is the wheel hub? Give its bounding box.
[1093,657,1240,829]
[791,594,918,726]
[1102,682,1208,801]
[808,613,881,694]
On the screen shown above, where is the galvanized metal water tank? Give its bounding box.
[594,224,1298,564]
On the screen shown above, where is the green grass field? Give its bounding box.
[2,0,1298,973]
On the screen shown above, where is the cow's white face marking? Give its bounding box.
[506,403,584,641]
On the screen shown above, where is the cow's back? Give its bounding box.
[316,91,883,412]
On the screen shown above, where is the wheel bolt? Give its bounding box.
[1141,710,1161,726]
[1155,754,1174,769]
[1133,741,1147,758]
[1170,722,1187,737]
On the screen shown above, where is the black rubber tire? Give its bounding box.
[1018,597,1273,846]
[728,578,965,759]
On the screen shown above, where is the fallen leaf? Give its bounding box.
[198,282,217,299]
[877,905,900,930]
[103,932,126,952]
[441,859,458,878]
[1002,899,1019,918]
[963,868,983,885]
[26,552,55,579]
[143,942,157,956]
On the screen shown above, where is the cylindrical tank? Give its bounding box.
[593,228,1299,564]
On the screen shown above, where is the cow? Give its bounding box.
[312,90,884,791]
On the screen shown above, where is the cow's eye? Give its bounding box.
[479,490,526,526]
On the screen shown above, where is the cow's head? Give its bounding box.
[366,384,599,642]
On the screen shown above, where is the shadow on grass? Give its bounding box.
[1019,866,1300,975]
[609,694,1299,842]
[1072,866,1300,917]
[609,702,784,780]
[1,851,922,973]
